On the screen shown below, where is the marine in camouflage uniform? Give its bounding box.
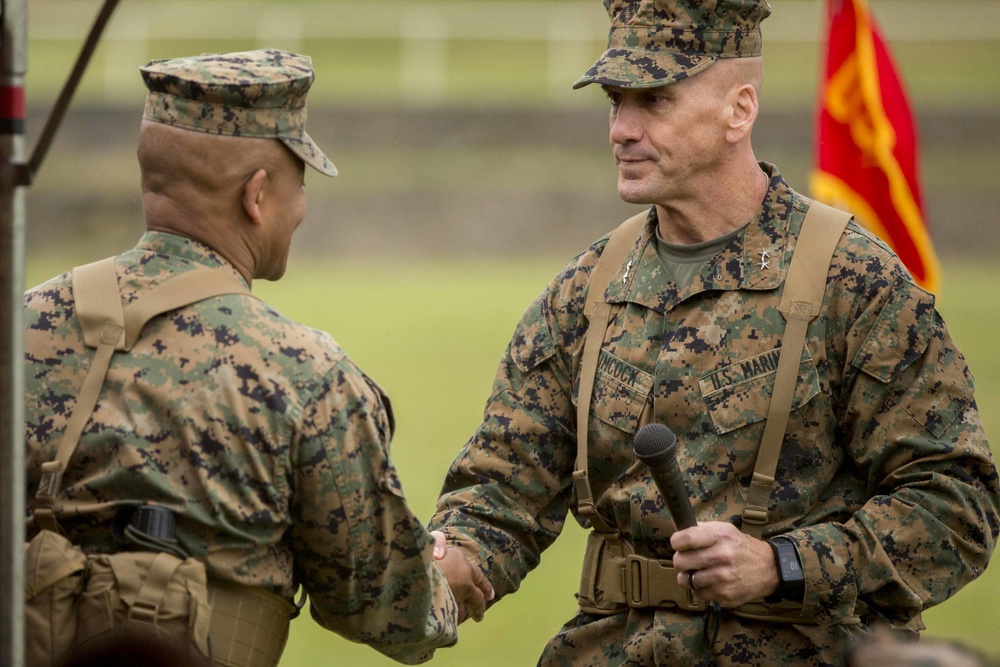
[429,2,1000,665]
[24,50,457,664]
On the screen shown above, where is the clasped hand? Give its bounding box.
[431,530,495,623]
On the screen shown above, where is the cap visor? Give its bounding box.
[572,49,717,89]
[281,133,338,177]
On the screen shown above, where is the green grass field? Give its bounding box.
[27,254,999,664]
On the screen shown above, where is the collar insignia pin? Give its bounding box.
[759,248,771,271]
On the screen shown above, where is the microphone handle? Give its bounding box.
[647,458,698,530]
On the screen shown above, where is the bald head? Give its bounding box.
[138,121,301,235]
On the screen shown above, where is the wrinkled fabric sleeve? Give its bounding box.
[429,259,589,599]
[288,358,457,664]
[787,257,1000,625]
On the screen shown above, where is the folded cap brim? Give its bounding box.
[281,133,338,177]
[572,48,718,90]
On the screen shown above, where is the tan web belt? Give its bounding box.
[586,548,851,624]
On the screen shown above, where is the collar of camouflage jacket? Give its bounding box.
[133,231,249,286]
[603,162,807,314]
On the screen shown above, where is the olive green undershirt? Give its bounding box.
[655,225,744,291]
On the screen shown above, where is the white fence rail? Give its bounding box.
[27,0,1000,105]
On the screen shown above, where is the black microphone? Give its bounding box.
[633,423,697,530]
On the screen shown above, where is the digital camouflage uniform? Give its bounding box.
[24,50,456,664]
[430,165,1000,665]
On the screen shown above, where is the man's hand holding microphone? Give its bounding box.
[633,423,782,608]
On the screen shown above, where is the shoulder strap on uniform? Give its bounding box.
[32,259,250,533]
[574,211,647,534]
[121,267,248,350]
[34,258,123,532]
[740,200,852,538]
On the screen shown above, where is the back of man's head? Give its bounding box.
[60,624,213,667]
[845,628,994,667]
[137,121,284,202]
[134,50,332,245]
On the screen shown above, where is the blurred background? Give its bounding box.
[22,0,1000,664]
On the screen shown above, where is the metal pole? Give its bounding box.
[21,0,121,185]
[0,0,27,664]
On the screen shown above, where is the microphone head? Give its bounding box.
[632,423,677,462]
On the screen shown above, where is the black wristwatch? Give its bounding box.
[767,537,805,602]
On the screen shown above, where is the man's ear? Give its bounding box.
[241,168,268,225]
[726,84,758,144]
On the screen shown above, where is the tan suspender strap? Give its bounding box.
[575,211,647,533]
[75,257,127,349]
[122,268,248,351]
[35,259,124,532]
[740,201,852,538]
[32,259,251,533]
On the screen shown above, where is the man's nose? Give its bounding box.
[610,102,644,145]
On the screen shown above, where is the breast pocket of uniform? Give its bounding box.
[588,350,654,434]
[699,347,820,481]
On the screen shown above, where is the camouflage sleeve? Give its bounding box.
[430,260,585,598]
[786,256,1000,625]
[288,357,458,663]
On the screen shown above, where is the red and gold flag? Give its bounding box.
[811,0,940,292]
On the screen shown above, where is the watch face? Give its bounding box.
[777,546,804,583]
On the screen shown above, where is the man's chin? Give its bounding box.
[617,182,653,205]
[258,263,288,283]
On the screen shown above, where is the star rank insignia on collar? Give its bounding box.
[759,248,771,271]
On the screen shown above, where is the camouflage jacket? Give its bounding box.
[431,165,999,664]
[24,232,457,664]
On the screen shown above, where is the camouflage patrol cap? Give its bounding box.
[140,49,337,177]
[573,0,772,90]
